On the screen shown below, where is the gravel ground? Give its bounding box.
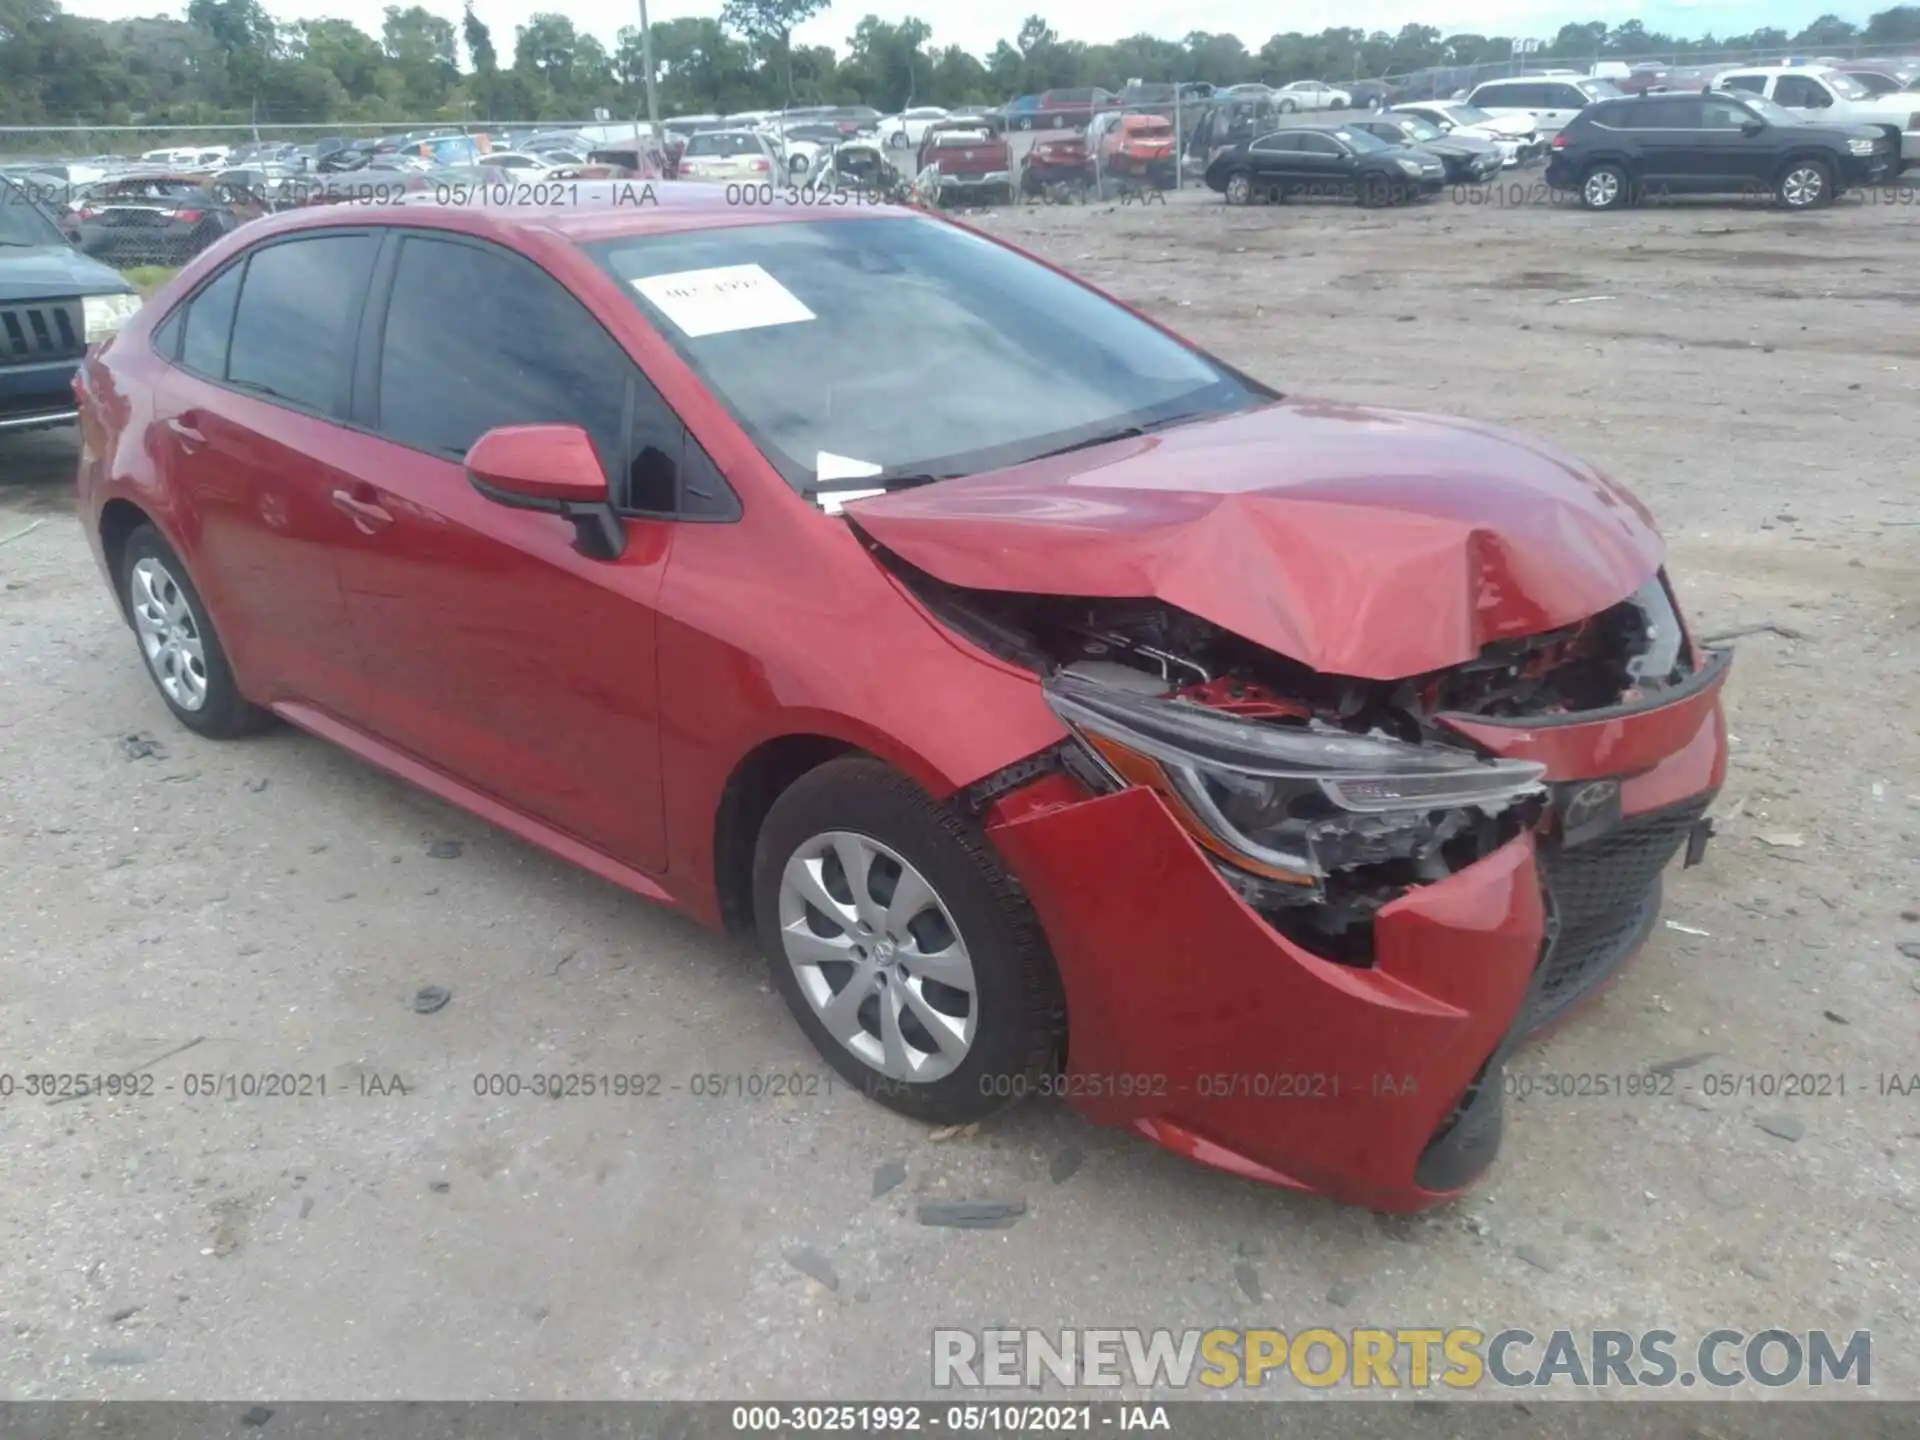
[1,182,1917,1406]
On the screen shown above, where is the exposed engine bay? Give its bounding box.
[876,539,1695,964]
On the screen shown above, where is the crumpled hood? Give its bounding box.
[846,398,1664,681]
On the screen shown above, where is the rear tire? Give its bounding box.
[1579,161,1631,210]
[1223,170,1254,205]
[752,757,1063,1125]
[119,524,269,739]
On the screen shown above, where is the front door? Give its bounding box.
[326,230,676,872]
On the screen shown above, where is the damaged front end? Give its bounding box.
[909,553,1711,975]
[881,543,1730,1210]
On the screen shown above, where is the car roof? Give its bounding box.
[226,180,913,250]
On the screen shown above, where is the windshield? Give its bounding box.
[593,217,1265,492]
[1441,104,1495,124]
[0,178,66,245]
[1579,79,1625,98]
[1398,116,1445,141]
[686,132,763,157]
[1823,71,1871,99]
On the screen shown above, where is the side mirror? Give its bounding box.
[1741,118,1766,136]
[466,423,625,560]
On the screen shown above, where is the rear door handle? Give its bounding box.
[165,414,204,448]
[330,488,394,534]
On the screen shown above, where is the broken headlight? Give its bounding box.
[1044,672,1546,888]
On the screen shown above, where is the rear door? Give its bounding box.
[324,230,699,872]
[150,231,379,706]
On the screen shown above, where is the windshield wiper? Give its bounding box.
[1025,412,1198,464]
[809,472,952,495]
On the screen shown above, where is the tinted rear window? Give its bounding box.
[226,234,377,413]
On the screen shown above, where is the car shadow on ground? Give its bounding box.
[0,428,80,515]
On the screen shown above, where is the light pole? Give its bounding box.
[637,0,662,142]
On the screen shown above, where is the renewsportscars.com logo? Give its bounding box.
[932,1327,1872,1391]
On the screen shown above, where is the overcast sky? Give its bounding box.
[62,0,1866,66]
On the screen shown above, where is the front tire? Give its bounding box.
[1223,169,1254,205]
[1776,158,1832,209]
[752,757,1062,1125]
[120,524,268,738]
[1579,161,1631,210]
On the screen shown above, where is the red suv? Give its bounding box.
[74,186,1728,1212]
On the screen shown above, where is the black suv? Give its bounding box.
[0,175,141,434]
[1546,91,1897,209]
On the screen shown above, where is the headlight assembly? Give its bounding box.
[1847,137,1875,155]
[1395,157,1426,175]
[1044,673,1546,887]
[82,292,143,343]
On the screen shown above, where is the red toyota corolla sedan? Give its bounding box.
[74,186,1728,1211]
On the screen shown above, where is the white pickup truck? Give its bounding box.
[1711,65,1920,167]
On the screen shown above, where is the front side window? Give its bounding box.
[226,234,377,412]
[374,235,631,480]
[1774,76,1831,107]
[1703,97,1757,129]
[593,216,1266,495]
[1723,74,1766,93]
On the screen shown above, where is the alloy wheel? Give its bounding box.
[1583,168,1620,207]
[777,830,977,1083]
[129,555,209,711]
[1225,172,1253,204]
[1781,165,1823,207]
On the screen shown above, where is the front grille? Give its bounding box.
[0,301,85,365]
[1516,794,1711,1035]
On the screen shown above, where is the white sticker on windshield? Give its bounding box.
[631,264,815,338]
[816,452,884,481]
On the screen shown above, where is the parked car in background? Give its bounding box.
[1547,90,1898,209]
[916,122,1014,202]
[1117,81,1213,118]
[1001,95,1045,130]
[1037,88,1118,128]
[587,143,671,180]
[1097,113,1178,186]
[1338,111,1504,182]
[1205,123,1446,205]
[1393,101,1547,165]
[1833,64,1917,95]
[1465,75,1624,131]
[676,130,779,183]
[478,151,556,172]
[1711,65,1920,165]
[1343,79,1403,110]
[208,164,307,212]
[0,173,141,433]
[73,174,265,265]
[1019,131,1096,196]
[73,186,1729,1213]
[1276,80,1352,112]
[874,107,950,150]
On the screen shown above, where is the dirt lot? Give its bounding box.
[2,183,1918,1404]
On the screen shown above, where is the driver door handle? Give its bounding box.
[165,414,204,449]
[331,488,394,534]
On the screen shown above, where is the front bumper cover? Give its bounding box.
[986,651,1729,1212]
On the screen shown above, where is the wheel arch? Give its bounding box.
[98,497,158,621]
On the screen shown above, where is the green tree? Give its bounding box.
[719,0,830,102]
